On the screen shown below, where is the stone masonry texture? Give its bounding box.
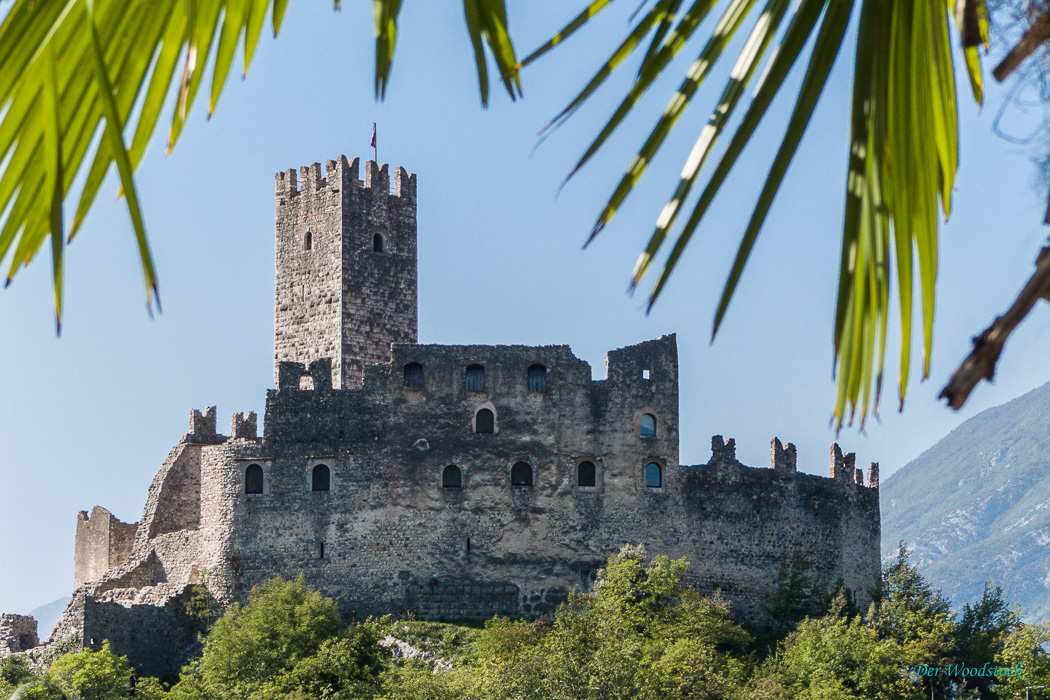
[1,156,881,679]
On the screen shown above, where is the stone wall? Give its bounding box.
[79,587,210,680]
[0,615,37,655]
[73,507,138,589]
[339,160,417,387]
[200,334,877,624]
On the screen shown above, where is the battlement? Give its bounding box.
[705,435,878,490]
[231,412,258,440]
[828,443,878,488]
[771,437,797,473]
[188,406,215,436]
[275,155,416,201]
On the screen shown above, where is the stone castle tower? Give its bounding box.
[274,156,418,389]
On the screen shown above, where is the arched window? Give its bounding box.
[640,413,657,437]
[511,461,533,486]
[312,464,330,492]
[527,364,548,392]
[645,462,662,488]
[475,408,494,434]
[442,465,462,489]
[304,231,313,251]
[465,364,485,392]
[403,362,424,390]
[578,461,596,487]
[245,464,263,494]
[373,233,384,252]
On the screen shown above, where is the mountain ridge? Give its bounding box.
[882,381,1050,620]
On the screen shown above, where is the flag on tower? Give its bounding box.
[370,123,376,149]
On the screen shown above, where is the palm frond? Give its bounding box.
[0,0,281,325]
[526,0,979,430]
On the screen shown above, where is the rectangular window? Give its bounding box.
[466,364,485,391]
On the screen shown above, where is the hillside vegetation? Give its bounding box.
[4,547,1050,699]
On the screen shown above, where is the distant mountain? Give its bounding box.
[882,381,1050,621]
[28,596,70,640]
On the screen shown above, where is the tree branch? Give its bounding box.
[993,7,1050,82]
[939,244,1050,410]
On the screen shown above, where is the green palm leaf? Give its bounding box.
[0,0,286,326]
[526,0,981,430]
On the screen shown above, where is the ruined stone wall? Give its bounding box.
[677,438,880,618]
[80,587,211,680]
[274,157,417,390]
[0,615,37,655]
[73,507,138,590]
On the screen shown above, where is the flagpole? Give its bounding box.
[372,122,377,163]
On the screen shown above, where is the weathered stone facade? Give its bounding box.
[0,615,37,655]
[73,507,138,589]
[2,156,880,678]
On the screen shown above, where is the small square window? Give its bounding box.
[642,369,651,380]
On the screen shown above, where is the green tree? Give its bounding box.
[0,0,1007,427]
[952,582,1023,698]
[9,681,68,700]
[991,621,1050,699]
[457,545,749,700]
[0,656,34,699]
[189,576,340,699]
[867,545,954,653]
[166,575,390,700]
[44,641,133,700]
[865,544,954,698]
[752,615,920,699]
[762,547,827,638]
[274,625,388,699]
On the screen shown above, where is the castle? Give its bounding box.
[1,156,881,678]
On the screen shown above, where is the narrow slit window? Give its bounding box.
[312,464,330,492]
[511,461,533,486]
[475,408,494,434]
[578,461,596,488]
[640,413,657,438]
[465,364,485,392]
[373,233,384,252]
[528,364,548,392]
[304,231,313,251]
[403,362,424,390]
[245,464,263,494]
[443,465,462,489]
[319,542,325,559]
[645,462,662,488]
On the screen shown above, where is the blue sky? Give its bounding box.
[2,2,1049,615]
